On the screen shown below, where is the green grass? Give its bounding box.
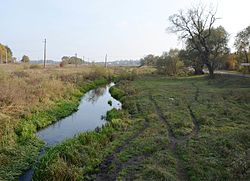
[22,74,250,180]
[106,108,122,122]
[0,138,42,180]
[109,86,126,101]
[122,75,250,180]
[0,65,155,180]
[33,117,146,180]
[114,114,177,181]
[0,78,109,181]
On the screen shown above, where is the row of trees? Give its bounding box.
[234,26,250,70]
[141,5,250,77]
[0,43,14,63]
[0,44,86,65]
[0,43,31,63]
[61,56,84,65]
[140,50,184,76]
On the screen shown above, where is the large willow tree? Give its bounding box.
[168,5,229,77]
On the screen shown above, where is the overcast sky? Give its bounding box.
[0,0,250,61]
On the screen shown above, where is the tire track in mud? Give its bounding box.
[187,105,199,138]
[149,95,188,181]
[149,83,201,181]
[92,120,149,181]
[115,147,167,180]
[192,83,200,102]
[187,82,200,139]
[107,152,153,181]
[92,83,201,181]
[148,95,177,142]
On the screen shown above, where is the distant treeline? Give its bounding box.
[0,43,14,63]
[93,60,140,66]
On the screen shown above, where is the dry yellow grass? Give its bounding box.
[0,64,152,141]
[0,64,109,140]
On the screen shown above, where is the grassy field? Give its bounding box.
[121,75,250,180]
[0,64,110,180]
[33,73,250,180]
[0,64,148,180]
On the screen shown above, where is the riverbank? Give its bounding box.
[0,65,115,180]
[2,79,109,180]
[34,74,250,180]
[32,81,142,180]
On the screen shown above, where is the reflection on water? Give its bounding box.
[86,85,106,104]
[19,83,121,181]
[37,82,121,146]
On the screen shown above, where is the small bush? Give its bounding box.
[109,86,125,100]
[106,108,121,121]
[29,64,42,69]
[108,100,112,106]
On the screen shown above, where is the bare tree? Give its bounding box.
[168,5,223,77]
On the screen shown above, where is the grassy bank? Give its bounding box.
[34,74,249,181]
[0,64,153,180]
[0,64,116,180]
[16,78,109,143]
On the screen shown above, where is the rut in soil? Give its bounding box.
[92,120,149,181]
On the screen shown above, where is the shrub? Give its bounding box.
[106,108,121,121]
[30,64,42,69]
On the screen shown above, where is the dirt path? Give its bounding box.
[214,71,250,78]
[93,120,149,181]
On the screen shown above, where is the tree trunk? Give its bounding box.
[193,64,204,75]
[207,64,215,78]
[244,50,249,63]
[194,68,204,75]
[244,50,250,73]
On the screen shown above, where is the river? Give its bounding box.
[19,82,122,181]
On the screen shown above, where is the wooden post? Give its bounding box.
[105,54,108,68]
[43,38,47,69]
[5,49,7,64]
[75,53,78,68]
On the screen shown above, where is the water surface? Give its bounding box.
[19,83,121,180]
[37,82,121,146]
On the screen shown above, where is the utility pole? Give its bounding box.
[75,53,78,68]
[105,54,108,68]
[43,38,47,69]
